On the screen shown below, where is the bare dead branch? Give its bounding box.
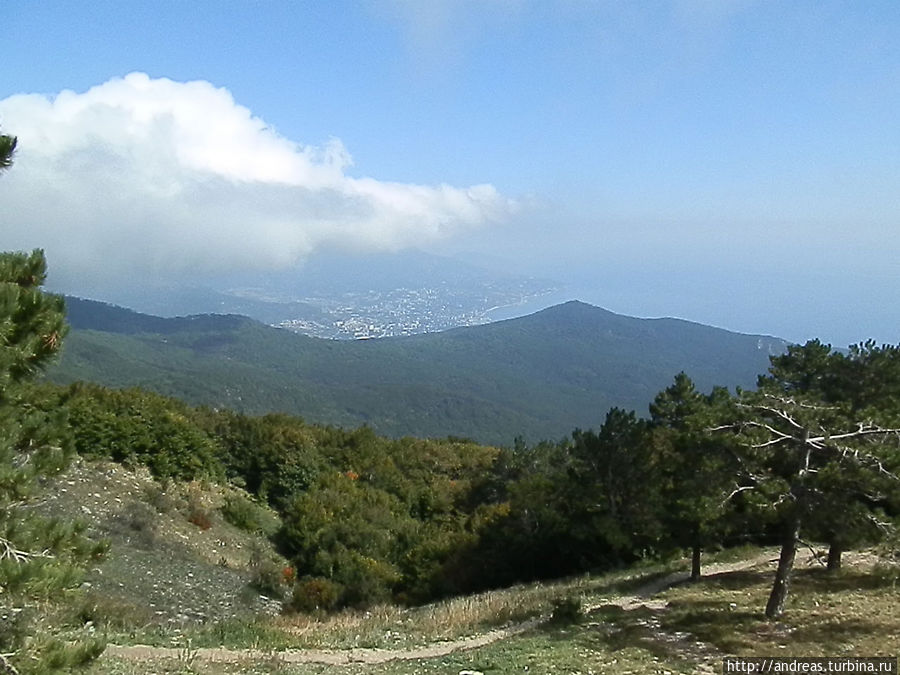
[707,424,739,433]
[773,492,795,507]
[797,539,827,566]
[809,426,900,445]
[833,445,900,480]
[752,437,793,449]
[722,485,756,506]
[746,402,807,431]
[868,514,896,535]
[0,653,20,675]
[0,537,53,563]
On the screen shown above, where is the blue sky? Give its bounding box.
[1,1,898,346]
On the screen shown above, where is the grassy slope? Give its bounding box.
[32,460,897,674]
[88,548,900,674]
[50,299,786,445]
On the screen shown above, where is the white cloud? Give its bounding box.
[0,73,513,288]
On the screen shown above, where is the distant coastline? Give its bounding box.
[482,288,571,323]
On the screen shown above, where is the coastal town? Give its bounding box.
[276,282,559,339]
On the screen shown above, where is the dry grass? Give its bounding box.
[272,561,684,650]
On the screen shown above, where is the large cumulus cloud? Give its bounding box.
[0,73,512,287]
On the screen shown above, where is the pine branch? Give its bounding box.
[773,492,795,507]
[707,423,738,433]
[834,444,900,480]
[709,419,794,448]
[752,436,792,449]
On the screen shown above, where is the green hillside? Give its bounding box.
[50,297,787,445]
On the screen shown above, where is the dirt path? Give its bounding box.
[105,618,545,666]
[584,551,777,675]
[105,552,776,668]
[593,550,776,612]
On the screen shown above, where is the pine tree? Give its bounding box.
[764,341,900,569]
[650,374,738,581]
[1,130,104,674]
[569,408,661,562]
[714,346,900,619]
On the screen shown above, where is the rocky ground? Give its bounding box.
[36,458,285,627]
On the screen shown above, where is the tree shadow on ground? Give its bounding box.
[794,567,898,592]
[673,569,770,591]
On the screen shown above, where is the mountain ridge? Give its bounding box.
[50,297,787,445]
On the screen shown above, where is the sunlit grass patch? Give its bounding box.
[273,577,588,649]
[658,552,900,657]
[270,559,686,650]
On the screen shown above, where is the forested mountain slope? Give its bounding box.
[51,298,786,445]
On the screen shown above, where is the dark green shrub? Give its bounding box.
[249,562,283,598]
[21,636,106,674]
[550,596,583,624]
[872,562,900,587]
[65,385,223,481]
[0,604,33,658]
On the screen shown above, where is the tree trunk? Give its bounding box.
[827,540,842,571]
[765,516,799,619]
[691,542,702,582]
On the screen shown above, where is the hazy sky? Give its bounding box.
[1,1,898,346]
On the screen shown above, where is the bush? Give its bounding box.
[184,486,213,531]
[550,596,583,624]
[123,500,157,532]
[872,562,900,587]
[289,577,342,613]
[187,508,213,530]
[143,482,179,514]
[65,385,224,481]
[248,543,286,599]
[73,592,154,630]
[115,500,158,548]
[220,494,280,536]
[0,604,33,658]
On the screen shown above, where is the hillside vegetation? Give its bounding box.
[34,336,900,617]
[51,297,787,445]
